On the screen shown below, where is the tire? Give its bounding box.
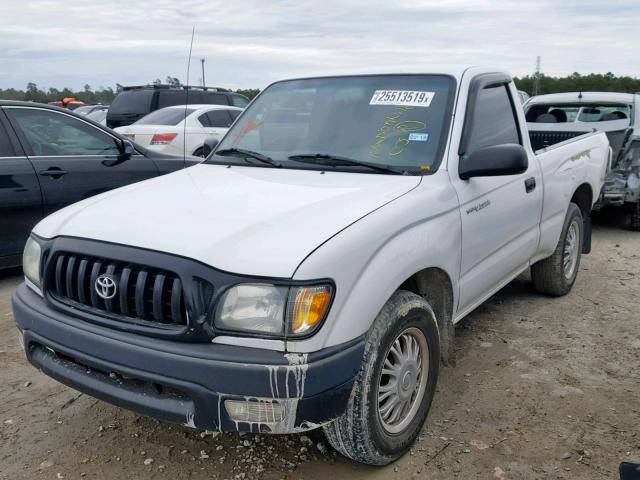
[629,202,640,232]
[323,290,440,465]
[531,203,583,296]
[192,146,211,158]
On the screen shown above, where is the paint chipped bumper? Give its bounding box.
[12,284,364,433]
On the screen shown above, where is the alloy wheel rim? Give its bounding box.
[563,220,580,280]
[376,326,429,434]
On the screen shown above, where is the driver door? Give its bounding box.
[6,106,159,215]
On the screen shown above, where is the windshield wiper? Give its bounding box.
[288,153,407,175]
[215,148,281,168]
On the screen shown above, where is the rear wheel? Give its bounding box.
[192,146,211,158]
[323,290,440,465]
[531,203,583,296]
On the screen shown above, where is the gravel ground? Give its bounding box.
[1,212,638,479]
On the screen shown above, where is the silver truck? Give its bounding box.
[526,92,640,229]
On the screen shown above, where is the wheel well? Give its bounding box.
[571,183,593,219]
[399,267,455,366]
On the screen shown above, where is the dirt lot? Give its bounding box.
[1,213,638,480]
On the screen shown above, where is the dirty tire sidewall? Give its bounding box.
[531,203,583,296]
[323,290,440,465]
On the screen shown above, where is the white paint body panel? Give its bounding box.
[114,104,242,157]
[32,164,421,278]
[32,66,610,353]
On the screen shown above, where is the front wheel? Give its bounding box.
[323,290,440,465]
[531,203,583,296]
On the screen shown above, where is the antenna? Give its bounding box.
[183,26,195,169]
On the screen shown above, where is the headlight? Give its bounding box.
[23,236,42,291]
[214,283,333,337]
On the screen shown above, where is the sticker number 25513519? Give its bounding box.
[369,90,435,107]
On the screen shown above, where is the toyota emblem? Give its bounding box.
[95,274,117,300]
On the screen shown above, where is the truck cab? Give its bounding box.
[13,66,609,465]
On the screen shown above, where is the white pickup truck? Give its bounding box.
[13,66,609,465]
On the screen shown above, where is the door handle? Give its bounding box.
[525,177,536,193]
[39,167,68,179]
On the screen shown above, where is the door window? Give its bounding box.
[0,121,16,156]
[9,108,120,156]
[465,85,520,153]
[230,94,249,108]
[157,90,187,109]
[205,110,233,128]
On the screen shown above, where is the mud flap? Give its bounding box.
[582,216,592,254]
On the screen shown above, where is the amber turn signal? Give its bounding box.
[287,285,332,335]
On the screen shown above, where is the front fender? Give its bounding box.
[289,174,461,353]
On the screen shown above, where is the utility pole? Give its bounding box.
[200,58,206,88]
[533,56,541,96]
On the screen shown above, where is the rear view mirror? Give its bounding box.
[459,144,528,180]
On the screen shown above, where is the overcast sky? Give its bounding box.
[1,0,638,91]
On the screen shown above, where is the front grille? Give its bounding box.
[48,252,186,326]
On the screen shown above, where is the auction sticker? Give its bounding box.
[370,90,435,107]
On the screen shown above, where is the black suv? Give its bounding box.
[106,85,250,128]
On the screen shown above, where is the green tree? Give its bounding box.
[235,88,260,100]
[165,76,181,87]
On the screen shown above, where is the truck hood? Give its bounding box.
[34,164,420,278]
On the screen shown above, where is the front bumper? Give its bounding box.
[12,284,363,433]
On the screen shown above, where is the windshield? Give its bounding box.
[206,75,455,174]
[110,90,154,114]
[134,107,197,126]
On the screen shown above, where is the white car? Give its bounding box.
[114,104,242,157]
[14,66,609,466]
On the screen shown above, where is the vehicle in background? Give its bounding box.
[517,90,530,103]
[85,109,107,125]
[73,104,109,116]
[525,92,640,230]
[12,67,609,465]
[47,98,86,110]
[106,85,249,129]
[0,101,198,268]
[114,104,242,157]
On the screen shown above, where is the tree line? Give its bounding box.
[1,73,638,105]
[513,72,640,95]
[0,76,262,105]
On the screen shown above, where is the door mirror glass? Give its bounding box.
[459,144,528,180]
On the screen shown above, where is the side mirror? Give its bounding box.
[103,139,135,167]
[459,144,528,180]
[120,140,135,159]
